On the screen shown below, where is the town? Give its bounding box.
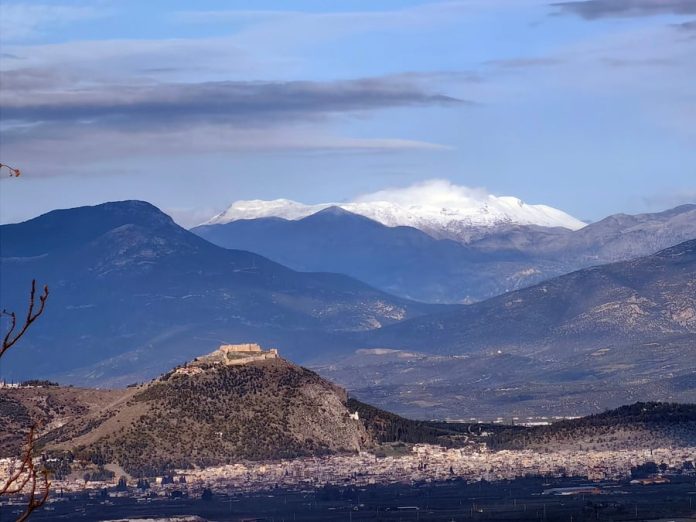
[3,443,694,504]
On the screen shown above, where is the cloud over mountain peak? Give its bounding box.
[205,180,586,239]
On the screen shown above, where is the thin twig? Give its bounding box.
[1,277,51,520]
[1,280,49,358]
[0,163,21,177]
[0,427,51,521]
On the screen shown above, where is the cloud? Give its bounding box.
[674,19,696,31]
[0,122,454,178]
[484,57,564,69]
[0,3,106,42]
[1,77,463,129]
[552,0,696,19]
[600,57,677,67]
[173,2,503,36]
[352,179,491,206]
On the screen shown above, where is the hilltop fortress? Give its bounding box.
[173,343,279,376]
[216,343,279,364]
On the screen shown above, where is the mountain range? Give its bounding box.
[204,181,586,241]
[318,239,696,418]
[194,204,696,303]
[1,199,694,418]
[0,201,441,385]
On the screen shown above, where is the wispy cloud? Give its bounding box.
[0,74,462,177]
[1,124,454,179]
[552,0,696,20]
[600,57,677,67]
[484,57,564,69]
[0,2,106,42]
[674,19,696,31]
[173,2,499,33]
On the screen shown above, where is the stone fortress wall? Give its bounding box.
[219,343,279,365]
[174,343,280,376]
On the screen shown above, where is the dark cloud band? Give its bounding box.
[553,0,696,19]
[1,78,464,129]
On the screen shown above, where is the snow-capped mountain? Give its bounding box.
[204,180,586,241]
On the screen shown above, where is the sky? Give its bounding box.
[0,0,695,227]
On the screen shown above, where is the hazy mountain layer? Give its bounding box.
[363,238,696,353]
[0,201,442,385]
[195,204,696,303]
[315,240,696,418]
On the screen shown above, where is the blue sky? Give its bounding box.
[1,0,695,226]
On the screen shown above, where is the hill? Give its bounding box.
[1,346,482,476]
[2,356,694,478]
[365,238,696,354]
[0,384,126,458]
[194,204,696,303]
[0,201,442,385]
[317,240,696,418]
[38,350,372,476]
[490,402,696,452]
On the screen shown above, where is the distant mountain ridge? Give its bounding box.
[194,203,696,303]
[204,180,586,238]
[195,206,505,303]
[0,201,442,385]
[365,238,696,355]
[317,239,696,419]
[2,200,695,419]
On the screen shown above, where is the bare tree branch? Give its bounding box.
[0,426,51,521]
[0,163,21,177]
[1,276,51,520]
[1,280,49,359]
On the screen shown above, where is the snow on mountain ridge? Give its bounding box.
[204,180,586,240]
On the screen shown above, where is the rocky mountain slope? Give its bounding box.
[195,207,539,303]
[0,383,126,458]
[364,238,696,353]
[490,403,696,452]
[0,201,442,385]
[195,204,696,303]
[316,240,696,419]
[471,204,696,266]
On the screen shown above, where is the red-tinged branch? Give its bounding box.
[0,426,51,521]
[1,277,51,520]
[0,163,21,177]
[1,280,49,359]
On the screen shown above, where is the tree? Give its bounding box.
[0,426,50,522]
[0,172,51,521]
[1,281,51,521]
[2,280,49,359]
[116,476,128,491]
